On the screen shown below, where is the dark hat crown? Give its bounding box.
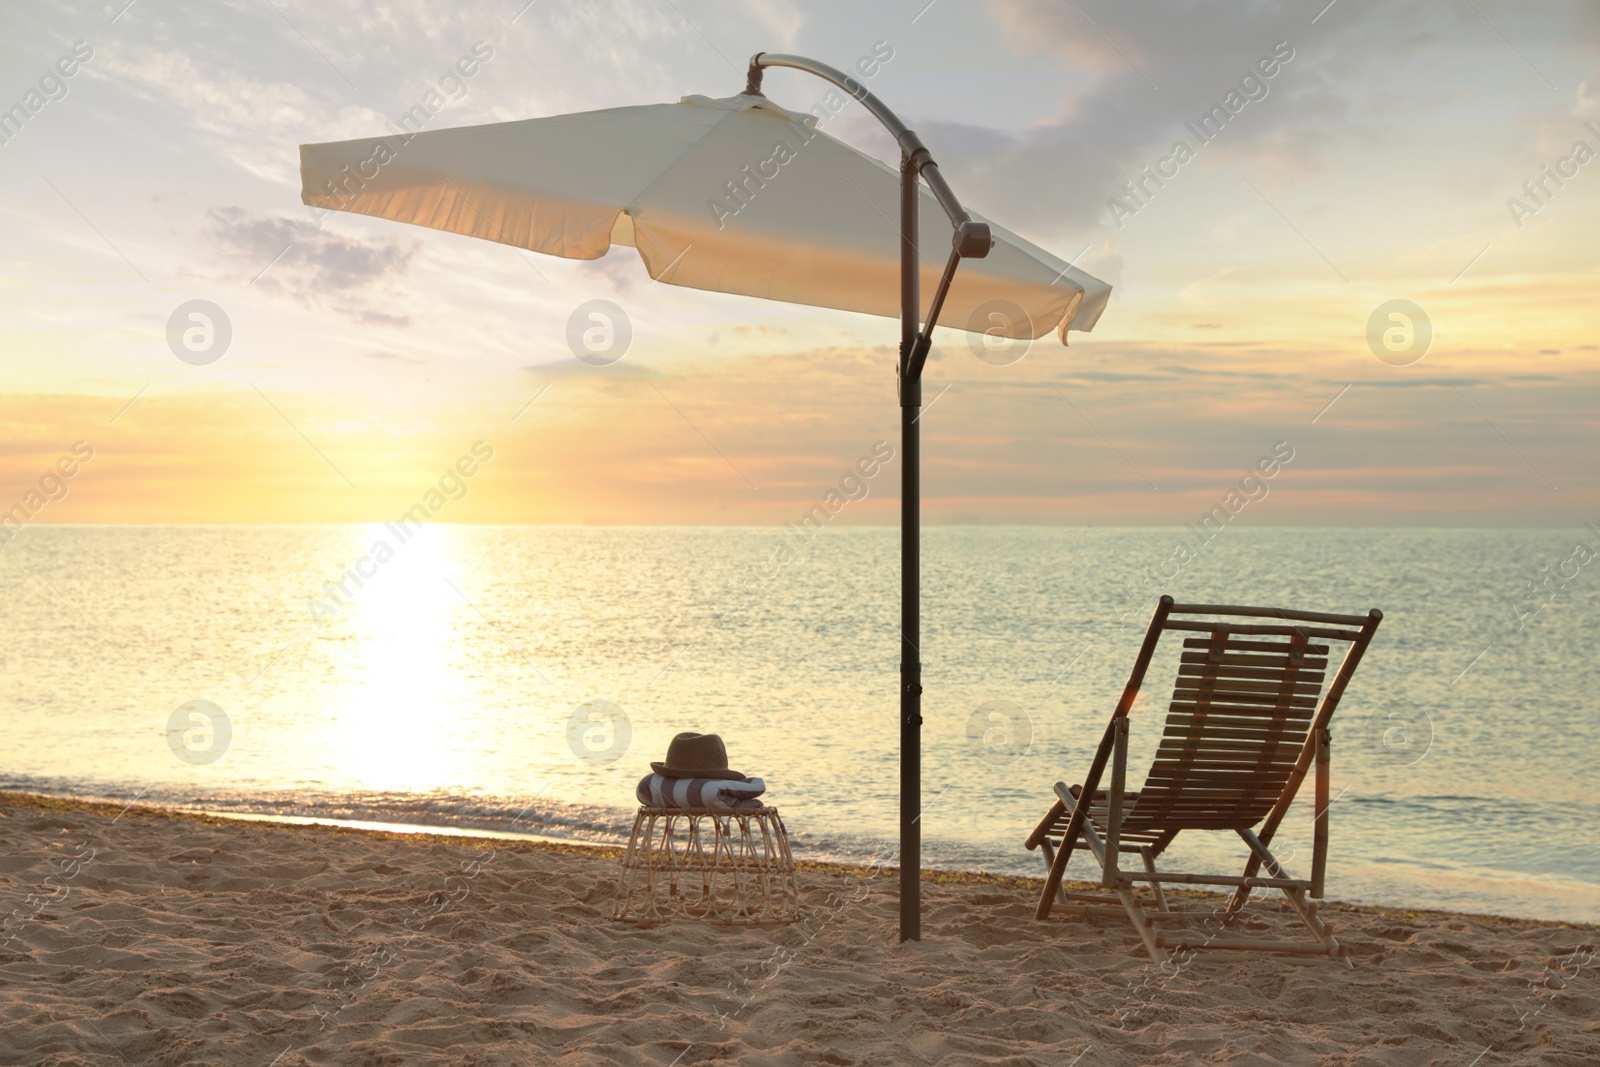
[652,731,748,782]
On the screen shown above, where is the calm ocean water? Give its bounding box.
[2,524,1597,921]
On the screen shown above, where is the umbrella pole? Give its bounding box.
[744,52,994,944]
[898,154,922,943]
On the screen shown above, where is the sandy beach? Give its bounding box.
[1,792,1595,1066]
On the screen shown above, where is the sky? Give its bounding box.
[1,0,1597,526]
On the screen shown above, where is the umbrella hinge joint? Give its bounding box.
[899,338,931,406]
[902,144,932,175]
[908,334,932,373]
[744,53,767,97]
[898,374,921,408]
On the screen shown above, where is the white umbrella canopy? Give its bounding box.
[300,92,1110,342]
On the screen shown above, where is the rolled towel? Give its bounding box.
[636,773,767,812]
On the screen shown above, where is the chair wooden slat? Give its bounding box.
[1157,741,1305,758]
[1163,726,1310,745]
[1171,690,1320,708]
[1151,748,1299,764]
[1148,754,1300,770]
[1158,742,1305,758]
[1179,663,1327,685]
[1140,775,1296,791]
[1182,637,1330,655]
[1174,677,1323,695]
[1179,650,1330,670]
[1167,708,1313,726]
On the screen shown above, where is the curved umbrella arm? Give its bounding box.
[746,52,992,389]
[747,52,984,243]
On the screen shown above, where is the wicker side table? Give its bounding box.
[611,806,801,927]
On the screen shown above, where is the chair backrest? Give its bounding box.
[1119,601,1381,835]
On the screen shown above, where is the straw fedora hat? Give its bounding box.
[651,731,749,782]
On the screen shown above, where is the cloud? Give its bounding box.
[739,0,806,52]
[902,3,1326,237]
[575,247,653,294]
[356,309,415,328]
[1577,67,1600,117]
[208,207,417,317]
[85,37,384,185]
[5,331,1598,524]
[986,0,1145,74]
[935,0,1600,240]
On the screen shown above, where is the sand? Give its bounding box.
[1,793,1596,1066]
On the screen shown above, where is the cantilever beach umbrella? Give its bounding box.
[299,53,1111,940]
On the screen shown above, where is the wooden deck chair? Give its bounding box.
[1025,596,1382,965]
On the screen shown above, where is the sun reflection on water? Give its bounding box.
[321,524,468,792]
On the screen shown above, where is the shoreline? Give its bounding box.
[5,789,1592,933]
[4,789,1597,1064]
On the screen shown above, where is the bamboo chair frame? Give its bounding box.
[1025,596,1382,965]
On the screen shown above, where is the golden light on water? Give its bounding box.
[321,524,468,792]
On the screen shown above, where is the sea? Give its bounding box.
[3,524,1597,922]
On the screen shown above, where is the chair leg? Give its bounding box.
[1036,793,1082,920]
[1236,829,1350,966]
[1038,839,1070,911]
[1312,726,1331,900]
[1102,718,1129,888]
[1140,847,1170,914]
[1222,854,1259,925]
[1032,789,1169,967]
[1113,880,1168,965]
[1074,806,1167,965]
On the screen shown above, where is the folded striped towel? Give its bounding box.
[636,773,767,812]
